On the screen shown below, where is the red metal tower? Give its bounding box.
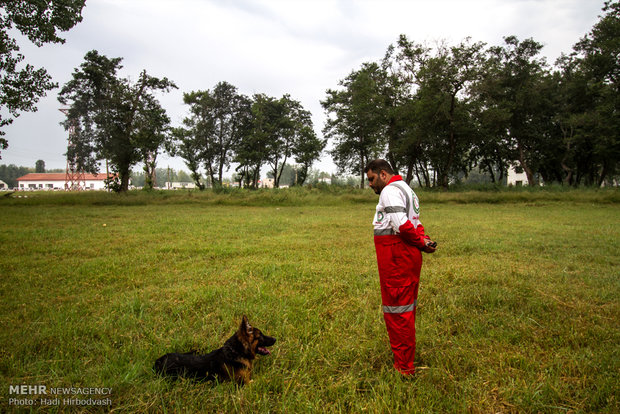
[59,108,85,191]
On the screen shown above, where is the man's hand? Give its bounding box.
[422,240,437,253]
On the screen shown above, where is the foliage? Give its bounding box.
[0,163,30,187]
[555,0,620,186]
[176,82,251,187]
[0,0,85,155]
[174,84,324,189]
[322,62,386,188]
[58,50,177,192]
[323,2,620,188]
[35,159,45,173]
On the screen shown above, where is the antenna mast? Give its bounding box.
[59,108,85,191]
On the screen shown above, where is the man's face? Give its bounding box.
[367,170,388,195]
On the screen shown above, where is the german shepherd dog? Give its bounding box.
[154,316,276,385]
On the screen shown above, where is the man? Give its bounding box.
[365,159,436,376]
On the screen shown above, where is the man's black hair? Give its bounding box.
[364,159,395,175]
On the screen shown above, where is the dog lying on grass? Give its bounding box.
[154,316,276,385]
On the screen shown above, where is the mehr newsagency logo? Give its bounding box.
[8,384,112,408]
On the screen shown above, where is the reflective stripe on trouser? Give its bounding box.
[383,300,417,314]
[374,234,421,374]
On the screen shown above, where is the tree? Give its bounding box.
[479,36,551,186]
[171,127,205,190]
[135,90,172,190]
[179,82,251,187]
[293,127,325,186]
[35,159,45,173]
[322,62,386,188]
[0,0,85,156]
[384,37,433,185]
[0,163,30,187]
[58,50,177,192]
[404,38,486,189]
[234,93,274,188]
[565,0,620,186]
[265,94,321,188]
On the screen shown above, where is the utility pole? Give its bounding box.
[59,108,85,191]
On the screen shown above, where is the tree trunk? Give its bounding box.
[405,161,414,185]
[272,160,279,188]
[276,155,288,188]
[387,151,398,175]
[442,93,457,190]
[598,164,608,187]
[486,161,496,183]
[560,129,573,186]
[517,139,535,186]
[252,164,261,188]
[217,159,225,188]
[359,150,365,189]
[191,171,205,190]
[418,160,430,188]
[120,166,130,192]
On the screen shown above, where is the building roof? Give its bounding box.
[16,173,113,182]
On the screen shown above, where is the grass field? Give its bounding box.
[1,188,618,413]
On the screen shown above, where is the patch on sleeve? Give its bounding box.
[412,191,420,215]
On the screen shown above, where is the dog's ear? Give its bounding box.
[240,315,253,336]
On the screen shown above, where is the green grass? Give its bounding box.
[1,189,618,412]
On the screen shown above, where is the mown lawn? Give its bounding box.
[0,190,618,413]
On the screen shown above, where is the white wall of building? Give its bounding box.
[16,173,112,190]
[506,165,529,186]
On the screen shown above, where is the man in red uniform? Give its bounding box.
[365,159,436,376]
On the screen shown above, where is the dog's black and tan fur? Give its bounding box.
[154,316,276,385]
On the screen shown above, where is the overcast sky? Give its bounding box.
[1,0,606,176]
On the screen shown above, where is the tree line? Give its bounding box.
[56,51,325,192]
[2,1,617,191]
[0,160,61,188]
[323,1,619,188]
[172,83,325,190]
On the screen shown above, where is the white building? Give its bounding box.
[0,179,8,190]
[16,173,113,190]
[506,165,529,186]
[164,181,196,189]
[258,178,275,188]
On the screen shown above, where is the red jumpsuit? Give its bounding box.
[373,175,429,375]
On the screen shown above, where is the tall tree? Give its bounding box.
[170,127,205,190]
[0,0,85,156]
[292,123,325,186]
[480,36,551,185]
[322,62,386,188]
[0,163,30,187]
[411,38,487,188]
[237,93,279,188]
[385,37,433,185]
[134,89,172,190]
[58,51,177,192]
[179,82,251,187]
[35,159,45,173]
[264,95,321,188]
[566,0,620,185]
